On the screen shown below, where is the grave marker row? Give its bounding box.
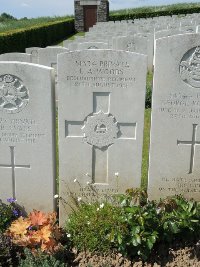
[0,32,200,224]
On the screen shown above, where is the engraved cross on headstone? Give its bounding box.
[65,92,137,184]
[177,124,200,174]
[0,146,30,198]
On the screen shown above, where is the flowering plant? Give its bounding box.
[0,198,21,232]
[6,210,63,254]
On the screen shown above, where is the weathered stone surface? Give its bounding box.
[115,35,153,71]
[154,29,185,40]
[148,34,200,201]
[77,42,109,50]
[58,50,147,223]
[25,47,40,64]
[0,53,32,62]
[0,62,56,212]
[38,47,69,68]
[38,47,69,102]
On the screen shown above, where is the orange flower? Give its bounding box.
[8,217,31,237]
[41,238,57,252]
[29,210,48,226]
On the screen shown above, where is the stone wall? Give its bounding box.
[74,0,109,32]
[97,0,109,23]
[75,0,84,32]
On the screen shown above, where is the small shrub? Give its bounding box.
[6,210,63,254]
[0,198,22,233]
[159,195,200,243]
[19,248,66,267]
[65,191,200,261]
[66,201,126,253]
[0,232,19,266]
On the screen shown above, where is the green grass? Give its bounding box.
[67,32,85,40]
[57,32,85,46]
[141,109,151,189]
[0,16,73,33]
[110,2,200,15]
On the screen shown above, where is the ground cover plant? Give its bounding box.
[0,198,22,233]
[0,193,199,266]
[65,191,200,261]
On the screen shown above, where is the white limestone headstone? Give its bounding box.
[58,50,147,223]
[0,53,32,62]
[38,47,69,103]
[77,42,109,50]
[148,34,200,201]
[25,47,40,64]
[0,62,56,212]
[115,35,153,71]
[154,29,184,40]
[38,47,69,68]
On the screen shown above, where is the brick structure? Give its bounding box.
[74,0,109,32]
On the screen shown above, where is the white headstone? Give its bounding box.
[58,50,147,223]
[0,62,56,211]
[115,35,153,71]
[38,47,69,68]
[77,42,109,50]
[0,53,31,62]
[38,47,69,102]
[148,34,200,201]
[155,29,184,40]
[25,47,40,64]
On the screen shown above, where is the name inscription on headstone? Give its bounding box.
[66,60,135,89]
[0,118,45,144]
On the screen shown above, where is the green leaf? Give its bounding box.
[136,234,141,244]
[147,239,154,250]
[131,226,140,235]
[117,234,122,245]
[149,234,157,244]
[191,219,199,223]
[131,237,138,246]
[170,222,180,233]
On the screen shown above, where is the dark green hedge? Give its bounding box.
[0,19,75,54]
[109,6,200,21]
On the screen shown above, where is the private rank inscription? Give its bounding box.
[66,59,136,89]
[0,118,45,144]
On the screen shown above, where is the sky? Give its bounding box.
[1,0,200,19]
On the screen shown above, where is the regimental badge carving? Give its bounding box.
[31,50,38,57]
[0,74,29,113]
[88,46,98,49]
[180,47,200,88]
[127,42,135,51]
[82,111,119,148]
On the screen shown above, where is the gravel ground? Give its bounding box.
[68,241,200,267]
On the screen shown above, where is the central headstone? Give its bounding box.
[58,50,147,223]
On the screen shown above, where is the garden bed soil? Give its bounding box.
[69,241,200,267]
